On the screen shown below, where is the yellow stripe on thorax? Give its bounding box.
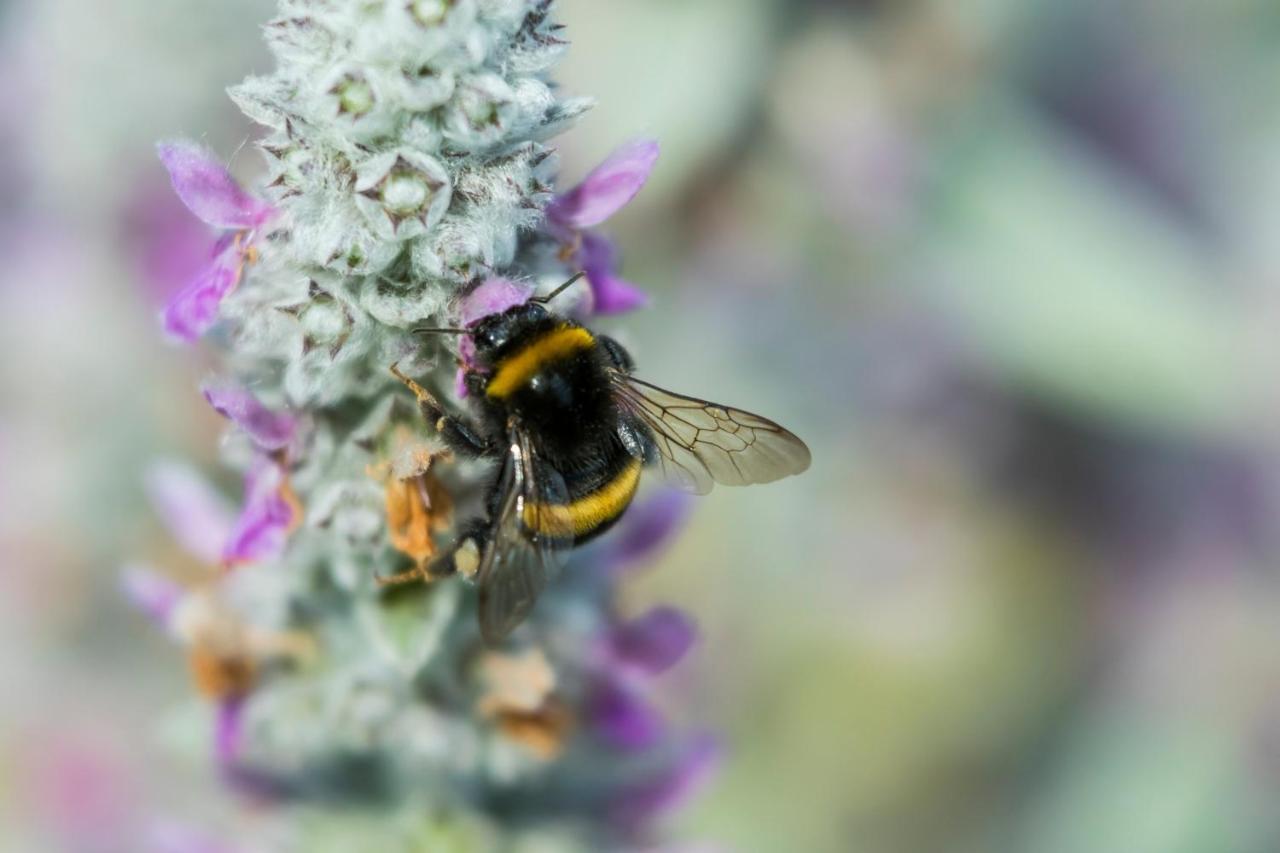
[485,325,595,399]
[522,457,643,538]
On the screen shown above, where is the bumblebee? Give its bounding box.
[388,274,811,643]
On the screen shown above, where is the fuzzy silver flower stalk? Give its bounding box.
[127,2,714,849]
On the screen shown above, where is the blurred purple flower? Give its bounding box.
[145,820,241,853]
[144,461,236,565]
[214,696,246,770]
[587,677,665,750]
[588,606,695,751]
[202,382,298,454]
[592,489,692,577]
[222,456,296,567]
[610,734,721,832]
[120,564,185,630]
[607,606,697,677]
[28,734,134,847]
[545,140,657,315]
[155,140,276,342]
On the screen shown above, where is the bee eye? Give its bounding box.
[477,326,506,350]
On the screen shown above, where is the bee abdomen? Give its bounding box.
[522,455,642,542]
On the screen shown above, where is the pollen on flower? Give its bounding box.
[366,429,453,580]
[453,537,480,579]
[383,471,452,569]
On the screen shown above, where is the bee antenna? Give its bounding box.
[529,272,585,305]
[411,326,469,335]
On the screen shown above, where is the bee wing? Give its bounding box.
[611,373,812,495]
[476,427,573,644]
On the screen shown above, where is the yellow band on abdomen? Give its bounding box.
[522,457,643,538]
[485,326,596,399]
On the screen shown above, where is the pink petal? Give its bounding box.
[454,335,480,399]
[460,277,532,327]
[144,461,236,565]
[161,253,239,342]
[202,384,297,453]
[120,564,184,630]
[222,457,294,566]
[580,233,648,315]
[546,139,659,229]
[156,140,275,230]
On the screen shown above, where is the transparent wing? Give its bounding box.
[611,373,812,495]
[476,428,572,644]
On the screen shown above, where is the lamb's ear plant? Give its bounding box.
[126,2,714,848]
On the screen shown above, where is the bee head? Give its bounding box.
[469,302,549,362]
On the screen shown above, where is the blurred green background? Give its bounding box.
[6,1,1280,851]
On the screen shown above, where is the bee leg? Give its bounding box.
[597,335,635,373]
[390,363,494,459]
[374,522,487,587]
[373,563,432,587]
[421,520,489,581]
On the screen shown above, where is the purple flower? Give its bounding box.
[587,677,665,750]
[545,139,659,231]
[202,383,298,454]
[156,141,274,230]
[578,232,648,314]
[222,456,297,567]
[588,607,695,750]
[144,460,236,565]
[608,607,697,677]
[163,255,240,343]
[459,277,534,327]
[123,461,234,630]
[454,277,537,398]
[127,184,220,307]
[610,734,721,832]
[545,139,658,315]
[155,140,276,342]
